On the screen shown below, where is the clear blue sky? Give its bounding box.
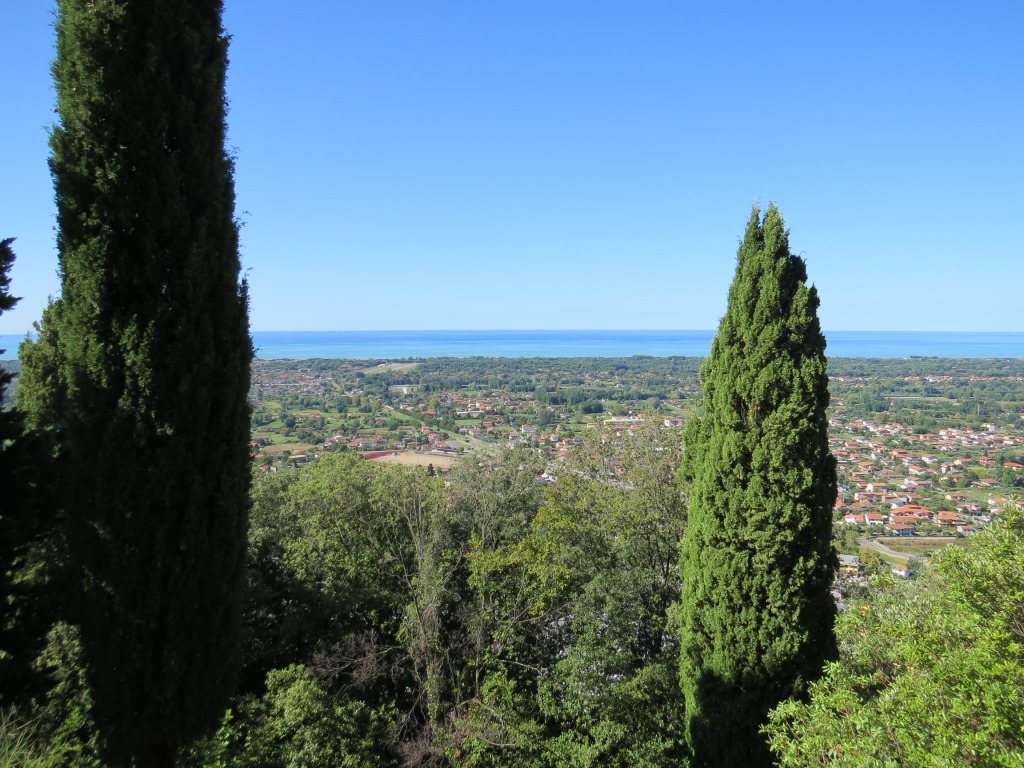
[2,1,1022,333]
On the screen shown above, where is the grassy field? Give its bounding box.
[368,362,420,373]
[874,550,911,566]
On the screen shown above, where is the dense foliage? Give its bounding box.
[0,242,60,717]
[766,507,1024,766]
[14,1,252,765]
[173,426,687,767]
[6,438,1024,766]
[679,205,837,767]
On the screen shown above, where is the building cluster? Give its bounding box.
[832,419,1024,538]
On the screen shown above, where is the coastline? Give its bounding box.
[4,329,1023,361]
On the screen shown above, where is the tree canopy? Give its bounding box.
[766,507,1024,766]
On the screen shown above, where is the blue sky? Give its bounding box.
[2,1,1022,333]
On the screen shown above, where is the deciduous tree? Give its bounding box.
[766,508,1024,766]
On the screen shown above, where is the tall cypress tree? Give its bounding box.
[678,204,837,767]
[0,238,18,415]
[23,1,252,765]
[0,238,24,683]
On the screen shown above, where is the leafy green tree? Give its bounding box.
[453,432,687,767]
[530,477,688,765]
[239,467,308,691]
[185,665,398,768]
[679,204,837,767]
[857,547,881,568]
[368,461,454,753]
[17,1,252,765]
[13,622,104,767]
[766,508,1024,766]
[237,454,449,764]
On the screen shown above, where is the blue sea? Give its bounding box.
[250,330,1020,359]
[2,330,1022,361]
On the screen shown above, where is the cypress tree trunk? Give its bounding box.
[678,205,837,768]
[29,0,252,764]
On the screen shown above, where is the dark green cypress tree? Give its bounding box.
[21,1,252,764]
[0,238,23,682]
[0,238,18,413]
[0,238,17,403]
[678,204,837,767]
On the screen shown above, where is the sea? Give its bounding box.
[2,330,1022,361]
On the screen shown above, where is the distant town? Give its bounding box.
[249,356,1024,566]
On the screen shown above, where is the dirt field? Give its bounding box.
[260,442,315,456]
[368,451,461,470]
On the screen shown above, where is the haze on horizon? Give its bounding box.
[2,1,1021,335]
